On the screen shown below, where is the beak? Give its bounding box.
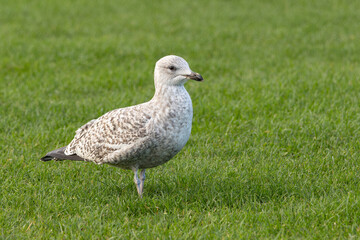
[184,72,204,82]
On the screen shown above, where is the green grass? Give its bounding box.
[1,0,360,238]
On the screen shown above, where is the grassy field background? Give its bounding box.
[1,0,360,238]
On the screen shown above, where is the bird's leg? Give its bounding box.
[133,168,141,197]
[139,169,146,197]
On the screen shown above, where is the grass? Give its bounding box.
[1,0,360,238]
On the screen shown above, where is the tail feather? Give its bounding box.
[40,146,85,161]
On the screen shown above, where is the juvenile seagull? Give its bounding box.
[40,55,203,197]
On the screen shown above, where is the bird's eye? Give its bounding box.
[168,66,176,71]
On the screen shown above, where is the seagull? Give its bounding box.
[40,55,203,197]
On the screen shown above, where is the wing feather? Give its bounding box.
[64,105,152,163]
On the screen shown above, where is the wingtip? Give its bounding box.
[40,155,54,161]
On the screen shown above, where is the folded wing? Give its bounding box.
[65,106,153,164]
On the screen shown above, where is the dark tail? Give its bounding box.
[40,146,85,161]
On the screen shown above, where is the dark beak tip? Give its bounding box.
[184,72,204,81]
[193,73,204,81]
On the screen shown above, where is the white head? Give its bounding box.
[154,55,203,88]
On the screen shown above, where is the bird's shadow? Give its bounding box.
[92,169,295,215]
[39,161,299,216]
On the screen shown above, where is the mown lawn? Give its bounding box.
[1,0,360,238]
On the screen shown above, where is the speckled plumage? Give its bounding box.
[64,86,193,169]
[41,55,203,197]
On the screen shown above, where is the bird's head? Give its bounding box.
[154,55,203,87]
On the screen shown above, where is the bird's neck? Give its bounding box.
[152,84,189,104]
[151,84,193,133]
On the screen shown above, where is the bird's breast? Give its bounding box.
[137,89,193,168]
[155,94,193,151]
